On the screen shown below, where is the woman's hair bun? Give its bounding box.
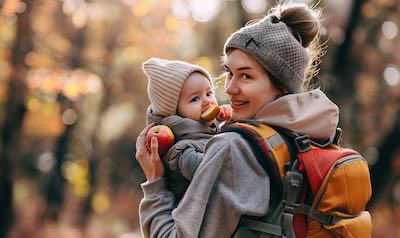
[273,3,320,47]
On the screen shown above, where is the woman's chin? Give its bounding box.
[231,112,251,120]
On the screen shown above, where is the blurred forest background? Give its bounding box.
[0,0,399,237]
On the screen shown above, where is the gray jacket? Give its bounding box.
[147,108,217,200]
[140,89,339,237]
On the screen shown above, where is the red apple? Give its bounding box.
[146,125,175,156]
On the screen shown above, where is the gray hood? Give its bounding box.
[254,89,339,139]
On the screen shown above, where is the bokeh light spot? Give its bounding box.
[92,192,110,213]
[63,108,78,125]
[86,75,102,93]
[133,1,151,17]
[37,152,56,173]
[330,27,345,45]
[382,21,398,40]
[361,2,378,19]
[2,0,22,17]
[27,97,41,112]
[172,0,190,19]
[241,0,267,14]
[165,14,179,31]
[74,181,90,198]
[189,0,222,22]
[383,65,400,87]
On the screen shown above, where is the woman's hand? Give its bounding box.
[217,104,233,121]
[135,123,165,182]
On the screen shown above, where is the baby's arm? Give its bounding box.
[216,104,233,121]
[178,148,203,180]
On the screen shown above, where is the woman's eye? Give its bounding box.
[241,74,251,80]
[190,97,200,102]
[225,70,233,79]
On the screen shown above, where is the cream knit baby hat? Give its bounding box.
[143,58,211,117]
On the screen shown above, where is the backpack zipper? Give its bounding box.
[334,155,364,168]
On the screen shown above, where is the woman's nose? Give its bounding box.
[225,78,239,95]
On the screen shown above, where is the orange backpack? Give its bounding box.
[222,120,372,238]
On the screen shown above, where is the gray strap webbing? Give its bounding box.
[239,218,283,236]
[291,204,361,226]
[309,132,336,148]
[309,128,343,148]
[282,213,295,238]
[265,133,285,149]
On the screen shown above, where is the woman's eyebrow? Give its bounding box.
[237,66,253,71]
[223,65,253,71]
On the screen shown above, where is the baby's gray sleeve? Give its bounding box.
[178,148,203,181]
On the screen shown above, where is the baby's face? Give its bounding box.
[177,72,218,125]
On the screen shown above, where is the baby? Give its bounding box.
[143,58,231,202]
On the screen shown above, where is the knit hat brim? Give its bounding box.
[143,58,212,117]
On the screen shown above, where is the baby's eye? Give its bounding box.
[206,91,213,97]
[190,97,200,102]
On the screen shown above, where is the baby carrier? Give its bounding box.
[221,120,372,238]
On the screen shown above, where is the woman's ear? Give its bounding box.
[264,69,289,97]
[278,90,290,98]
[280,88,289,96]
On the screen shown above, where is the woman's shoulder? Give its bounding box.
[213,131,247,142]
[204,131,267,176]
[206,131,254,154]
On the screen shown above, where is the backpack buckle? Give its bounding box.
[283,203,299,214]
[333,127,343,145]
[294,135,311,152]
[326,214,337,226]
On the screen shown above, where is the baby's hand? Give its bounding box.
[217,104,233,121]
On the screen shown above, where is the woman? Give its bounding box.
[135,3,339,237]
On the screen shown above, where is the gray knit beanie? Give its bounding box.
[224,15,310,93]
[143,58,211,117]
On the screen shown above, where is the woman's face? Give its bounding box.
[224,49,280,120]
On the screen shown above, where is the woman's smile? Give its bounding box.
[230,99,248,110]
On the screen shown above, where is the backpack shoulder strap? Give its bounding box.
[221,120,292,206]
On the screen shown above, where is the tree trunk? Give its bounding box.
[368,114,400,207]
[0,0,32,237]
[45,26,86,221]
[331,0,366,95]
